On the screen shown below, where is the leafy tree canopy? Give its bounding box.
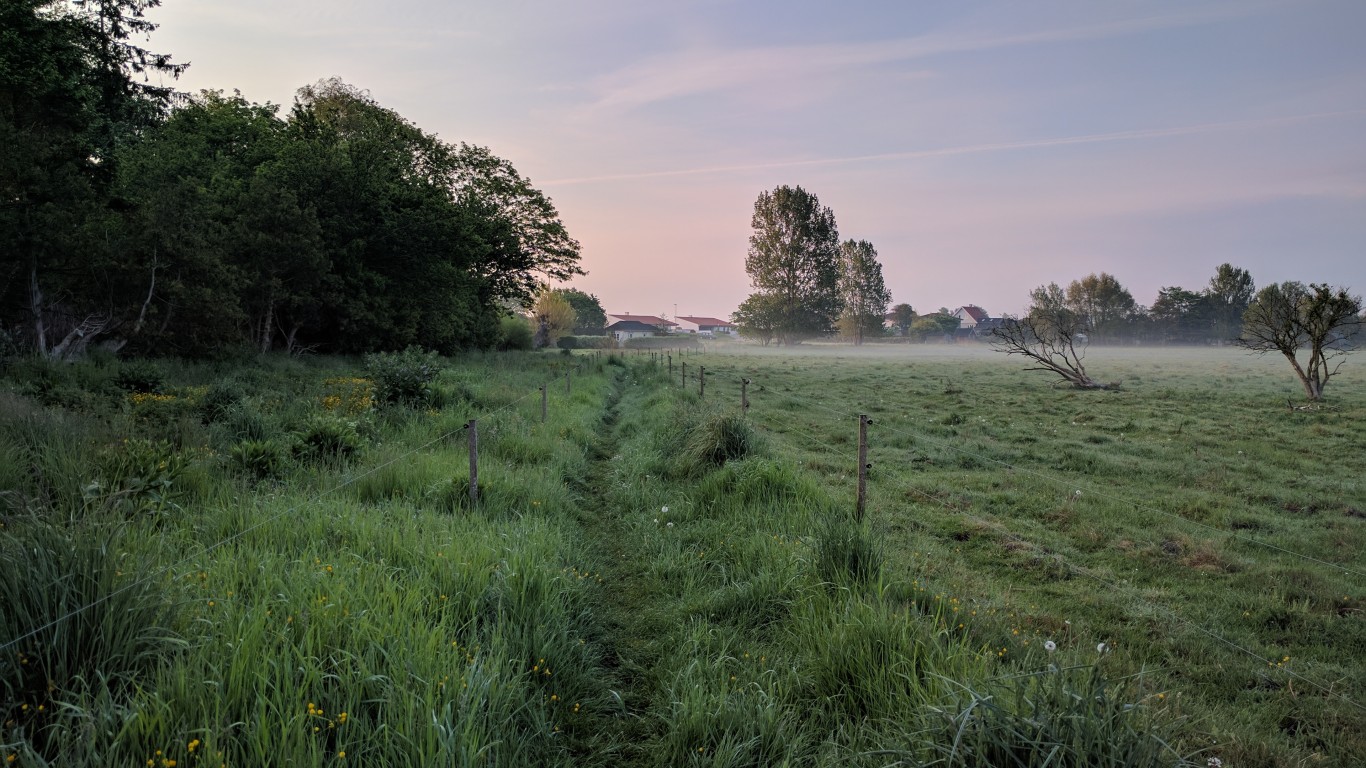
[743,185,841,344]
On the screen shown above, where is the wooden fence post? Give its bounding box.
[699,365,705,397]
[467,419,479,505]
[565,371,571,395]
[541,384,548,423]
[856,414,870,524]
[681,362,686,388]
[668,353,673,376]
[741,378,750,418]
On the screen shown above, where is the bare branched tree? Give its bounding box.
[1236,282,1361,401]
[990,283,1118,390]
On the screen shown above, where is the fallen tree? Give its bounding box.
[990,284,1119,390]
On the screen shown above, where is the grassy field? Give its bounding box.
[693,343,1365,765]
[1,343,1361,766]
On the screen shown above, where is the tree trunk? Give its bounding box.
[259,298,274,354]
[29,261,47,356]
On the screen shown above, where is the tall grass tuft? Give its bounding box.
[905,666,1195,767]
[0,522,181,760]
[814,517,883,586]
[681,412,757,473]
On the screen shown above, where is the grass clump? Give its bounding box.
[905,667,1194,767]
[814,517,883,586]
[680,412,757,473]
[0,522,180,762]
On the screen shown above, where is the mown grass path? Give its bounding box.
[567,367,667,764]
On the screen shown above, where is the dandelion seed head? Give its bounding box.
[1044,640,1057,652]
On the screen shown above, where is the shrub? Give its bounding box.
[364,346,443,406]
[84,438,188,519]
[498,316,534,351]
[113,360,165,393]
[230,438,290,479]
[296,415,363,460]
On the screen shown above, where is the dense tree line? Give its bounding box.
[1,0,581,359]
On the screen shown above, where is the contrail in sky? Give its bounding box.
[539,110,1366,187]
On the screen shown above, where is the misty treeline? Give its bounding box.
[1023,265,1258,345]
[2,0,581,360]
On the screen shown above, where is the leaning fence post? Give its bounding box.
[741,378,750,418]
[467,419,479,505]
[540,384,548,423]
[856,414,870,524]
[699,365,705,397]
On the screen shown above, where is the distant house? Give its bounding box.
[674,316,736,336]
[951,305,990,329]
[607,314,676,332]
[606,320,659,342]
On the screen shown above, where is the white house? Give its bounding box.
[951,305,989,329]
[607,314,676,331]
[605,320,659,342]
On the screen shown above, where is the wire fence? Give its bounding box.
[0,355,602,656]
[665,354,1364,713]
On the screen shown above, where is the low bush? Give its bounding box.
[113,360,165,393]
[199,378,248,423]
[364,346,443,406]
[557,335,611,350]
[498,316,534,351]
[295,415,363,460]
[84,438,188,518]
[230,438,290,479]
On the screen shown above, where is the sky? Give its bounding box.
[148,0,1366,319]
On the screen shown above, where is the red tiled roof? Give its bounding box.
[960,305,989,322]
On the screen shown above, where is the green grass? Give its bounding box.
[0,344,1360,767]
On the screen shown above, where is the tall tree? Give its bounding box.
[444,143,583,307]
[557,288,606,335]
[1065,272,1135,342]
[836,239,890,345]
[743,185,841,344]
[1237,282,1361,401]
[889,303,916,336]
[731,293,784,346]
[1207,263,1255,342]
[531,287,575,348]
[0,0,183,357]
